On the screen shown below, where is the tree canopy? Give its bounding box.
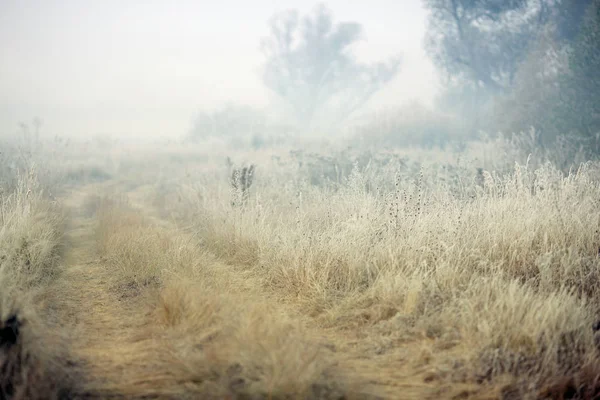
[259,4,401,132]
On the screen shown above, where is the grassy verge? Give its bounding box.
[0,171,81,399]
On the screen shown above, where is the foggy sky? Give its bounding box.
[0,0,438,139]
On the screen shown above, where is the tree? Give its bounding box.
[424,0,600,147]
[485,0,599,150]
[423,0,552,137]
[424,0,594,90]
[259,3,401,132]
[422,0,600,138]
[557,0,600,138]
[490,24,570,141]
[423,0,542,93]
[554,0,594,42]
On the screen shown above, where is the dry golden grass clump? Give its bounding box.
[0,170,65,288]
[0,171,83,400]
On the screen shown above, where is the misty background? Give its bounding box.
[1,0,598,152]
[0,0,436,139]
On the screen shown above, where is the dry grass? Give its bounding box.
[163,152,600,398]
[0,170,65,289]
[65,201,360,399]
[0,170,84,400]
[2,135,600,399]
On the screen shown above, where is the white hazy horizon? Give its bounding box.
[0,0,439,140]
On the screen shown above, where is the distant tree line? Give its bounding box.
[189,1,598,151]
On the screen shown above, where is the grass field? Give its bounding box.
[1,134,600,399]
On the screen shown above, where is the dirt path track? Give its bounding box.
[45,180,493,400]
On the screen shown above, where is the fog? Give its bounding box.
[2,3,600,397]
[0,0,437,139]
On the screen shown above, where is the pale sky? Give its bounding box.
[0,0,439,139]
